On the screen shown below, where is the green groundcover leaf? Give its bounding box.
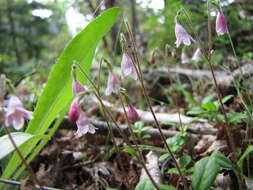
[1,7,120,184]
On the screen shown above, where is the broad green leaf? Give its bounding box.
[237,145,253,169]
[192,157,220,190]
[0,132,46,160]
[1,7,120,183]
[211,151,233,169]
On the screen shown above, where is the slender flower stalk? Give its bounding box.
[73,63,160,189]
[124,21,188,190]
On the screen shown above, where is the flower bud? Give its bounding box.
[127,105,139,122]
[68,99,81,122]
[171,50,177,59]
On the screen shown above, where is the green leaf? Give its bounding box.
[202,94,215,104]
[211,151,233,169]
[201,102,218,112]
[159,153,170,161]
[187,107,207,115]
[192,156,220,190]
[168,168,179,174]
[1,7,120,182]
[222,95,234,104]
[158,184,177,190]
[135,179,154,190]
[123,147,137,156]
[227,112,248,124]
[237,145,253,169]
[0,132,47,160]
[179,154,191,168]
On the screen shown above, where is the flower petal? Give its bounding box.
[16,108,33,120]
[12,113,24,130]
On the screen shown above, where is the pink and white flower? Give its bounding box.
[75,112,97,137]
[5,95,33,130]
[192,48,202,62]
[105,71,120,96]
[216,10,228,36]
[121,53,138,80]
[175,22,195,48]
[68,98,97,136]
[181,51,189,64]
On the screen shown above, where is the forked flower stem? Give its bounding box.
[74,64,160,189]
[181,7,236,155]
[124,21,188,189]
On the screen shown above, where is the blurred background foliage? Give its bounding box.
[0,0,252,81]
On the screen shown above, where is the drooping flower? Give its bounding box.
[181,51,189,64]
[175,22,195,48]
[216,10,228,36]
[192,48,202,62]
[5,95,33,130]
[75,112,97,137]
[68,98,81,122]
[72,79,86,95]
[105,71,120,96]
[121,53,138,80]
[68,98,97,136]
[127,105,139,122]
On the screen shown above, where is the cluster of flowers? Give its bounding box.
[68,53,139,137]
[175,9,228,63]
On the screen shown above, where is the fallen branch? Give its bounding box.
[146,59,253,87]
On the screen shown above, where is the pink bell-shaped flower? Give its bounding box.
[105,71,120,96]
[192,48,202,62]
[127,105,139,122]
[68,98,81,122]
[75,112,97,137]
[181,51,189,64]
[216,10,228,36]
[72,79,86,95]
[121,53,138,80]
[5,95,33,130]
[175,22,195,48]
